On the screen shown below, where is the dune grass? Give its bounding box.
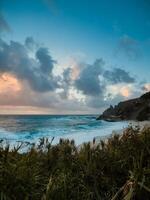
[0,126,150,200]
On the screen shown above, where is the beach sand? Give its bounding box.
[79,120,150,149]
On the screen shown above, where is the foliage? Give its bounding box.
[0,126,150,200]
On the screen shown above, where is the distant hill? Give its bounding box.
[97,92,150,121]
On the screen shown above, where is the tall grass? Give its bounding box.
[0,126,150,200]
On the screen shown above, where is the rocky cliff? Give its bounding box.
[97,92,150,121]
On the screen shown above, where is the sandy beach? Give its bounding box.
[85,120,150,149]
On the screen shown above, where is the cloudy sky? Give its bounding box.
[0,0,150,114]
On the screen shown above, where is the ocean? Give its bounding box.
[0,115,128,146]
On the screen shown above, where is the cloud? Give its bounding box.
[85,82,142,110]
[0,13,10,33]
[142,83,150,92]
[0,35,144,113]
[25,37,36,50]
[75,59,105,96]
[57,68,72,99]
[0,72,61,108]
[36,47,56,73]
[74,58,135,98]
[116,35,141,60]
[66,58,140,110]
[60,61,82,99]
[85,95,107,109]
[104,68,135,84]
[85,82,137,109]
[0,0,11,33]
[106,84,134,98]
[0,38,59,92]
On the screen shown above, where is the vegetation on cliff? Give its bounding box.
[0,126,150,200]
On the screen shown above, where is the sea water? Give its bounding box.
[0,115,128,146]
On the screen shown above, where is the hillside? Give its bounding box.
[97,92,150,121]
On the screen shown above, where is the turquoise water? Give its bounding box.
[0,115,128,146]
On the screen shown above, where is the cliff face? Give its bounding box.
[97,92,150,121]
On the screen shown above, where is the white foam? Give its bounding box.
[0,117,129,146]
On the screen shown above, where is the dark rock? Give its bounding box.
[97,92,150,121]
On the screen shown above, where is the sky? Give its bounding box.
[0,0,150,114]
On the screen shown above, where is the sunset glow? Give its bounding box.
[0,0,149,114]
[0,73,21,94]
[120,87,130,97]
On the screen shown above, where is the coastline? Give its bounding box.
[1,117,150,149]
[83,120,150,149]
[1,121,150,199]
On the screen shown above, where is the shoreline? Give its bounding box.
[82,120,150,149]
[1,120,150,150]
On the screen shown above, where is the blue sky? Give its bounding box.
[0,0,150,114]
